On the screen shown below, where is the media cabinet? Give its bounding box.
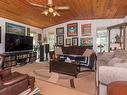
[0,51,37,68]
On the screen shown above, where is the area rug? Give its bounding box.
[33,66,96,95]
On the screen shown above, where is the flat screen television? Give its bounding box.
[5,33,33,52]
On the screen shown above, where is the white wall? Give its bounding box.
[124,15,127,22]
[43,19,123,51]
[0,17,43,53]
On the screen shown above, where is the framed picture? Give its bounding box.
[56,27,64,35]
[56,35,64,46]
[27,27,30,36]
[80,38,93,46]
[0,26,1,43]
[6,22,26,36]
[72,38,78,46]
[67,23,78,37]
[81,24,91,36]
[66,38,71,45]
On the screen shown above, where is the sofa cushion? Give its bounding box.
[113,63,127,68]
[99,66,127,85]
[99,52,114,62]
[107,57,124,66]
[123,59,127,63]
[114,50,127,59]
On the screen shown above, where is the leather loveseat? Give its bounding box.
[0,68,35,95]
[61,46,93,55]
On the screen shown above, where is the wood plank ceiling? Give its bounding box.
[0,0,127,28]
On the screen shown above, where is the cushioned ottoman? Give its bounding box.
[107,81,127,95]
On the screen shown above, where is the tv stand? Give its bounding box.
[0,51,37,68]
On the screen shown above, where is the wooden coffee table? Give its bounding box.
[50,60,79,78]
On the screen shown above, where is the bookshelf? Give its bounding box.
[0,51,37,68]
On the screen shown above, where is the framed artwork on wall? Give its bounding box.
[66,38,71,46]
[6,22,26,36]
[56,27,64,35]
[0,26,1,43]
[72,37,78,46]
[81,24,91,36]
[56,35,64,46]
[67,23,78,37]
[80,38,93,46]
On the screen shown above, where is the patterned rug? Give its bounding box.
[33,66,96,95]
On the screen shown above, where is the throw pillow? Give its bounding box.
[114,50,127,59]
[123,59,127,63]
[99,52,114,62]
[83,49,94,57]
[107,57,124,66]
[65,57,72,63]
[113,63,127,68]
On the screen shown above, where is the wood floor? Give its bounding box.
[12,62,96,95]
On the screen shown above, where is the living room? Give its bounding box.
[0,0,127,95]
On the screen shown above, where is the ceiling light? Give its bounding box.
[53,12,56,16]
[49,8,54,13]
[44,11,48,16]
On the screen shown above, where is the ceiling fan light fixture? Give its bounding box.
[44,11,48,16]
[53,12,56,16]
[49,8,54,13]
[29,0,69,17]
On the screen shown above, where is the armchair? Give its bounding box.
[99,66,127,95]
[96,50,127,95]
[0,68,35,95]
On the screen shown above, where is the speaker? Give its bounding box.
[45,44,49,53]
[40,45,44,61]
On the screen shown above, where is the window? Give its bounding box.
[48,33,55,51]
[30,32,37,46]
[96,29,108,53]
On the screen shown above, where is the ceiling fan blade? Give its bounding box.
[55,6,70,10]
[41,10,48,15]
[48,0,53,5]
[54,11,61,16]
[29,2,47,8]
[41,11,46,14]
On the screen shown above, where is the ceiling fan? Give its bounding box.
[29,0,70,17]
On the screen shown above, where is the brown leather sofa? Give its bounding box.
[50,46,93,59]
[61,46,93,55]
[107,81,127,95]
[0,68,35,95]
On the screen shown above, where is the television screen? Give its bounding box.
[5,33,33,52]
